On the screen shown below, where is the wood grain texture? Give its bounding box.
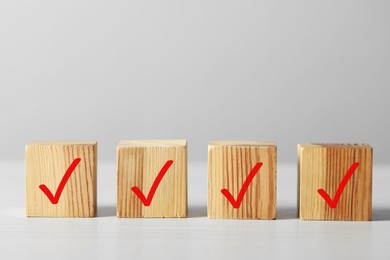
[298,144,372,221]
[208,141,276,219]
[117,140,187,218]
[26,141,97,217]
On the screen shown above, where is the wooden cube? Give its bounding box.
[208,141,276,219]
[26,141,97,217]
[298,144,372,221]
[117,140,187,218]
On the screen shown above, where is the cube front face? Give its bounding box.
[117,140,187,218]
[26,142,97,217]
[298,144,372,221]
[208,141,276,219]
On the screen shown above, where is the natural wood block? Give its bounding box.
[208,141,276,219]
[26,141,97,217]
[298,144,372,221]
[117,140,187,218]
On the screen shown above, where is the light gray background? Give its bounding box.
[1,1,390,163]
[1,2,390,259]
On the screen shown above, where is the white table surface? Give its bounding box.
[0,161,389,260]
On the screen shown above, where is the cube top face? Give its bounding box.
[117,140,187,218]
[26,141,97,217]
[208,141,276,219]
[209,140,276,147]
[298,143,372,221]
[299,143,371,149]
[28,141,98,146]
[118,140,186,148]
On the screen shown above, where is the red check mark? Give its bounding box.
[131,160,174,206]
[221,162,263,209]
[317,162,359,208]
[39,158,81,204]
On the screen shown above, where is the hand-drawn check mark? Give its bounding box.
[39,158,81,204]
[221,162,263,209]
[317,162,360,208]
[131,160,174,206]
